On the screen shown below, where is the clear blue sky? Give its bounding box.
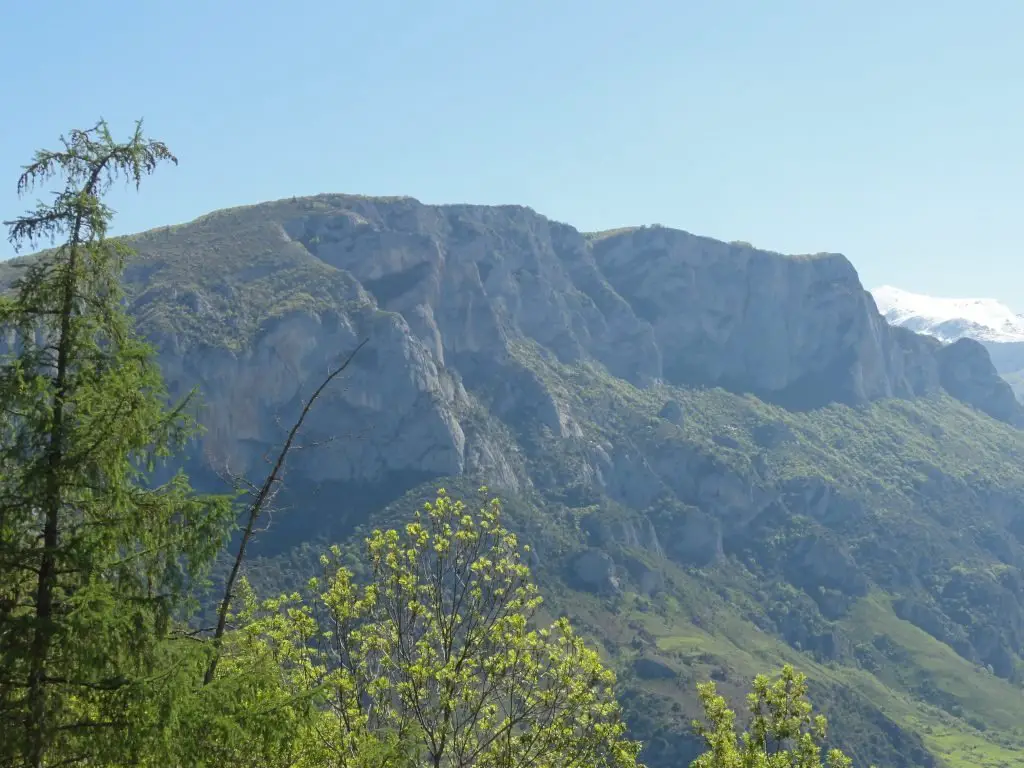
[2,1,1022,306]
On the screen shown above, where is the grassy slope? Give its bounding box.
[302,475,1023,768]
[1002,369,1024,403]
[479,345,1024,767]
[243,346,1024,766]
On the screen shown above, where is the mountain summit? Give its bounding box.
[872,284,1024,344]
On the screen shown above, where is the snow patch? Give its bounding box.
[871,285,1024,344]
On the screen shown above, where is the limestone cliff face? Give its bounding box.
[590,227,941,408]
[109,194,1021,494]
[156,306,472,484]
[278,201,952,411]
[281,200,661,386]
[937,338,1024,427]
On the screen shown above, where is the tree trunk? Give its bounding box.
[26,233,82,767]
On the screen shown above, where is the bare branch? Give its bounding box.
[204,338,369,685]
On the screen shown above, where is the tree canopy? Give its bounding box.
[184,489,644,768]
[0,119,233,767]
[691,666,860,768]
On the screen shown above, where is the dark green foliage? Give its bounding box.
[0,120,234,767]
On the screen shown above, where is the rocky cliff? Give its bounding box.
[872,284,1024,402]
[112,194,1021,493]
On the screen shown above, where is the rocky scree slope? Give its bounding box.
[6,194,1024,768]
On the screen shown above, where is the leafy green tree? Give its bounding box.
[212,489,643,768]
[0,120,234,767]
[690,666,860,768]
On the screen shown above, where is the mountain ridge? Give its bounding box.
[872,285,1024,344]
[95,194,1022,422]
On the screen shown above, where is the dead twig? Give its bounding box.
[203,338,369,685]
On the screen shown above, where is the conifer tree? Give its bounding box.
[0,120,234,767]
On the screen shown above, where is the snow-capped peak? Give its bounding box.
[871,285,1024,344]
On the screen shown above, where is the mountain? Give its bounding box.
[6,195,1024,767]
[872,285,1024,345]
[873,286,1024,401]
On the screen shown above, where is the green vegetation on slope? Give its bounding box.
[418,340,1024,767]
[134,199,1024,767]
[7,120,1024,768]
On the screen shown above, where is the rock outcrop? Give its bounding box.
[936,338,1024,427]
[570,549,620,593]
[57,193,1014,532]
[590,227,940,408]
[5,193,1022,544]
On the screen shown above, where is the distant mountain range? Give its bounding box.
[872,285,1024,398]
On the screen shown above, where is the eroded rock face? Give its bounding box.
[91,194,1024,550]
[158,307,471,483]
[937,338,1024,427]
[282,201,663,387]
[180,196,1001,421]
[570,549,620,593]
[590,227,942,408]
[5,196,1021,482]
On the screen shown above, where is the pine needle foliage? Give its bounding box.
[0,120,234,767]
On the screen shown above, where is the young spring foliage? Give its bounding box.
[690,666,862,768]
[199,489,644,768]
[0,120,234,767]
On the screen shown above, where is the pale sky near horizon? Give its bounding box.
[2,1,1022,307]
